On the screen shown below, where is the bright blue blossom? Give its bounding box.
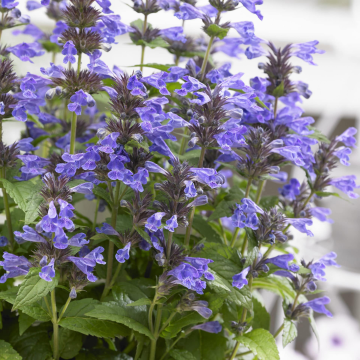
[175,76,206,96]
[145,212,166,232]
[311,207,333,223]
[192,321,222,333]
[39,258,55,282]
[14,225,47,244]
[285,218,313,237]
[7,42,45,63]
[291,41,325,66]
[0,237,8,247]
[264,254,299,272]
[336,127,357,148]
[62,41,77,64]
[96,223,120,236]
[115,243,131,263]
[69,233,90,247]
[240,0,263,20]
[0,252,32,283]
[232,266,250,289]
[330,175,359,199]
[127,74,147,96]
[174,3,204,20]
[279,178,300,201]
[164,215,178,232]
[160,27,186,43]
[303,296,332,317]
[184,180,197,198]
[68,90,95,115]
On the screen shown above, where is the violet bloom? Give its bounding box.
[70,182,94,195]
[271,146,305,166]
[39,258,55,282]
[285,218,314,237]
[107,156,133,181]
[164,215,178,232]
[141,72,170,96]
[192,300,212,319]
[62,41,77,64]
[190,168,225,189]
[175,76,206,96]
[311,207,333,223]
[3,0,19,8]
[231,21,255,39]
[0,236,8,247]
[115,243,131,263]
[241,198,264,214]
[303,296,332,317]
[145,212,166,232]
[279,178,301,201]
[167,66,189,82]
[330,175,359,199]
[98,132,119,153]
[7,42,45,63]
[174,3,204,20]
[53,227,69,249]
[309,252,339,282]
[14,225,47,244]
[50,21,68,44]
[336,127,357,148]
[67,246,106,282]
[127,75,147,96]
[184,257,214,280]
[184,180,197,198]
[232,266,250,289]
[68,90,91,115]
[96,223,120,236]
[189,91,211,105]
[95,0,113,13]
[69,233,90,247]
[145,161,168,176]
[0,252,32,283]
[291,41,325,66]
[27,0,42,10]
[240,0,263,20]
[334,146,352,166]
[206,63,232,84]
[264,254,299,272]
[192,321,222,334]
[17,137,39,152]
[188,195,208,208]
[168,263,206,294]
[160,27,186,43]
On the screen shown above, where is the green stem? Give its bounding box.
[92,197,100,232]
[159,312,176,335]
[1,167,14,250]
[0,119,2,143]
[109,262,122,289]
[200,36,214,81]
[239,178,253,255]
[166,231,173,260]
[273,97,278,118]
[140,45,145,72]
[274,323,285,339]
[51,290,59,360]
[150,304,163,360]
[218,218,228,246]
[160,330,191,360]
[77,52,82,75]
[148,301,155,334]
[230,228,240,248]
[58,296,71,322]
[184,147,206,247]
[69,111,77,154]
[229,342,240,360]
[179,128,188,155]
[255,180,265,204]
[44,295,52,316]
[52,51,56,64]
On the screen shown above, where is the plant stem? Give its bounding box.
[273,97,278,118]
[69,111,77,154]
[166,231,173,260]
[159,312,176,335]
[239,178,253,255]
[102,182,121,300]
[230,228,240,248]
[255,180,265,204]
[179,128,188,155]
[229,342,240,360]
[0,167,14,250]
[77,52,82,75]
[51,289,59,360]
[92,197,100,231]
[218,218,228,246]
[58,296,71,322]
[44,295,52,316]
[150,304,163,360]
[52,52,56,64]
[184,147,206,246]
[140,13,148,72]
[200,36,214,81]
[274,322,285,339]
[109,262,122,289]
[159,330,189,360]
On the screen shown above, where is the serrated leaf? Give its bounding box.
[60,298,99,318]
[59,317,129,338]
[192,215,222,243]
[282,319,297,347]
[235,328,280,360]
[244,246,259,268]
[126,298,151,306]
[93,185,112,207]
[58,328,83,359]
[252,298,270,330]
[260,196,279,210]
[0,340,22,360]
[169,349,198,360]
[252,276,296,301]
[161,312,203,339]
[25,191,43,224]
[85,293,154,339]
[13,268,59,309]
[19,312,35,336]
[205,24,229,40]
[131,63,174,72]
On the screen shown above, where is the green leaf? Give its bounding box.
[19,312,35,336]
[307,126,330,144]
[85,293,154,339]
[39,39,61,53]
[24,191,43,224]
[13,268,59,309]
[126,298,151,306]
[205,24,229,40]
[260,196,279,210]
[60,298,99,318]
[161,312,203,339]
[131,63,175,72]
[135,226,151,244]
[272,82,285,98]
[235,329,280,360]
[27,114,44,129]
[282,319,297,348]
[192,215,222,243]
[309,314,320,349]
[115,213,133,233]
[169,349,198,360]
[59,317,129,338]
[58,328,83,359]
[252,276,296,301]
[244,246,259,268]
[314,191,340,198]
[76,348,132,360]
[0,340,22,360]
[11,325,52,360]
[252,298,270,330]
[93,185,112,207]
[229,88,269,109]
[130,18,145,31]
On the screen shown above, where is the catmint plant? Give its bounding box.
[0,0,357,359]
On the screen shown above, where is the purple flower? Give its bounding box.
[309,252,339,282]
[232,266,250,289]
[319,252,340,268]
[168,263,206,294]
[145,212,166,232]
[330,175,359,199]
[7,42,45,63]
[107,155,132,181]
[160,27,186,43]
[231,21,255,38]
[184,180,197,198]
[145,161,168,175]
[13,24,44,40]
[291,41,325,65]
[14,225,47,244]
[189,91,211,105]
[311,207,333,223]
[192,301,213,319]
[184,257,214,280]
[279,178,301,201]
[127,75,147,96]
[67,246,106,282]
[50,21,68,44]
[141,72,170,96]
[68,90,94,115]
[245,45,267,59]
[95,0,113,13]
[192,321,222,333]
[99,132,119,153]
[27,0,42,10]
[206,63,232,84]
[115,243,131,263]
[334,146,352,166]
[190,168,225,189]
[69,233,90,247]
[96,223,120,236]
[336,127,357,148]
[285,218,313,237]
[240,0,263,20]
[17,137,39,152]
[39,258,55,282]
[70,182,94,195]
[241,198,264,214]
[164,215,178,232]
[167,66,189,82]
[175,76,206,96]
[303,296,332,317]
[271,146,305,166]
[0,252,32,283]
[53,227,69,249]
[264,254,299,272]
[0,236,8,247]
[62,41,77,64]
[188,195,208,208]
[2,0,19,9]
[41,0,50,5]
[174,3,204,20]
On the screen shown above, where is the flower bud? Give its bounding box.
[45,88,57,100]
[69,287,77,299]
[39,255,48,267]
[100,44,112,52]
[96,128,107,140]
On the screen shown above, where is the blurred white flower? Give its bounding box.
[305,314,360,359]
[279,345,308,360]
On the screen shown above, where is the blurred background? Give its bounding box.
[6,0,360,358]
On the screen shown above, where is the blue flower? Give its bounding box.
[69,233,90,247]
[2,0,19,9]
[98,132,119,153]
[231,21,255,38]
[303,296,332,317]
[68,246,106,282]
[309,252,339,281]
[264,254,299,272]
[271,146,305,166]
[232,266,250,289]
[184,180,197,198]
[115,243,131,263]
[50,20,68,44]
[291,40,325,65]
[141,72,170,96]
[107,155,133,181]
[279,178,301,201]
[174,3,204,20]
[7,42,45,63]
[0,252,32,283]
[14,225,47,244]
[285,218,313,237]
[175,76,206,96]
[145,212,166,232]
[53,227,69,249]
[160,27,186,43]
[311,207,333,223]
[190,168,225,189]
[191,321,222,333]
[127,75,147,96]
[17,137,39,152]
[240,0,263,20]
[184,257,214,280]
[0,236,8,247]
[164,215,178,232]
[96,223,120,236]
[39,258,55,282]
[95,0,113,13]
[336,127,357,148]
[70,182,94,195]
[68,90,94,115]
[330,175,359,199]
[62,40,77,64]
[27,0,42,10]
[334,146,352,166]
